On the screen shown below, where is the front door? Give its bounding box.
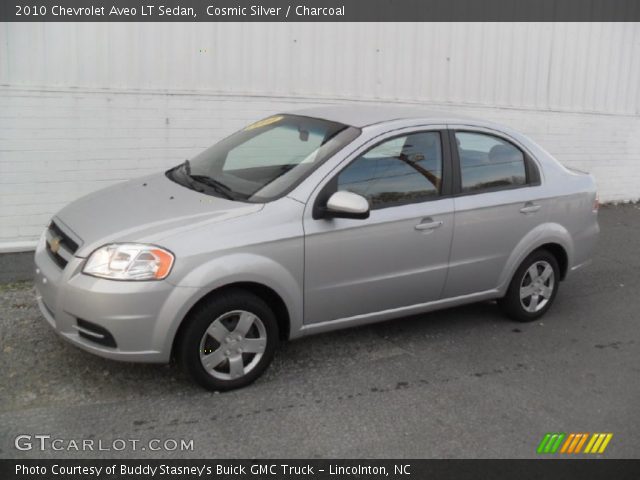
[303,130,455,325]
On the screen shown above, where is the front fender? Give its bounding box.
[156,253,303,357]
[497,222,574,295]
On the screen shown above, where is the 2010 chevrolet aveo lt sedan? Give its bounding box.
[34,106,599,390]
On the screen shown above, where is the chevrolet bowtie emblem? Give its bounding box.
[49,237,61,254]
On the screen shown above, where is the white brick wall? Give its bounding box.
[1,85,639,251]
[2,22,640,251]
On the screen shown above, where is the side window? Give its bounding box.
[455,132,527,193]
[337,132,443,209]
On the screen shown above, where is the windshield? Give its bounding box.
[167,114,360,202]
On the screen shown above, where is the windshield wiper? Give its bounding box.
[174,159,204,193]
[183,159,192,176]
[189,174,235,200]
[172,159,236,200]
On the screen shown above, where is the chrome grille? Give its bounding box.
[45,221,79,269]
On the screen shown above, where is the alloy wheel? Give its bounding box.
[199,310,267,381]
[519,260,555,313]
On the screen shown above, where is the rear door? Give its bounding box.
[443,128,549,298]
[303,128,455,325]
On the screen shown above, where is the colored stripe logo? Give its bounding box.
[537,433,613,454]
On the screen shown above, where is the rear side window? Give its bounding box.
[455,132,527,193]
[337,131,443,209]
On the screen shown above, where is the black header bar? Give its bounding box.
[1,0,640,22]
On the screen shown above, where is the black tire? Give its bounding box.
[177,289,279,391]
[498,249,560,322]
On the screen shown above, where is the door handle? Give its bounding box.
[415,219,444,231]
[519,203,541,214]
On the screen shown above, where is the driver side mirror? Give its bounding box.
[321,191,370,220]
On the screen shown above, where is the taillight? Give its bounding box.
[593,193,600,212]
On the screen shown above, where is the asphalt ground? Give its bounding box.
[0,204,638,459]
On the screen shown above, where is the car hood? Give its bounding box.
[54,172,263,257]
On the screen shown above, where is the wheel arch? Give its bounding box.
[171,281,292,360]
[498,223,574,295]
[537,242,569,280]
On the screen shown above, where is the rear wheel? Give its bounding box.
[177,290,279,391]
[498,249,560,322]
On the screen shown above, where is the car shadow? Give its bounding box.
[4,294,517,411]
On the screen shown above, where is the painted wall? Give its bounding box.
[1,22,639,250]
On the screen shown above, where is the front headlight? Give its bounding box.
[83,244,174,281]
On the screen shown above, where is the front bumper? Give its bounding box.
[33,235,192,363]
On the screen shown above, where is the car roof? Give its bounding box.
[284,105,476,128]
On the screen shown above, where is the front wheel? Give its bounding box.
[177,290,279,391]
[498,249,560,322]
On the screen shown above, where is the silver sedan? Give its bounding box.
[34,106,599,390]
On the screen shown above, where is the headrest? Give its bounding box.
[489,144,521,163]
[402,134,437,158]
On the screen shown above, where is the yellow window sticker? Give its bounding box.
[244,115,284,131]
